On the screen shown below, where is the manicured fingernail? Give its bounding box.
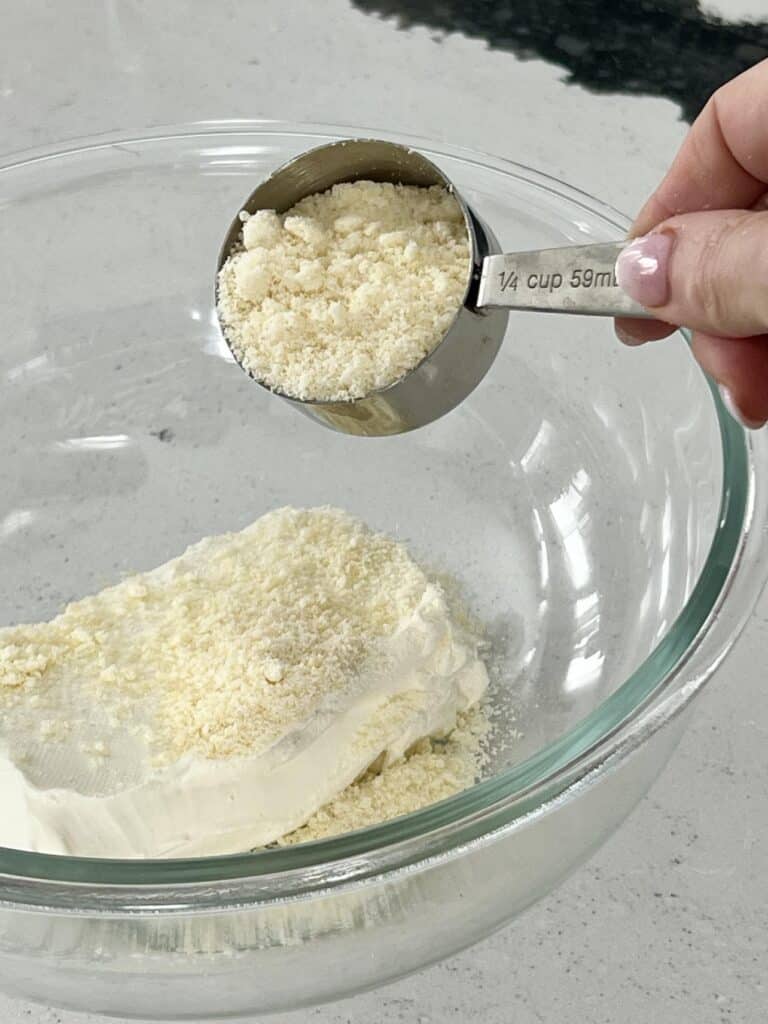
[718,384,766,430]
[615,323,646,346]
[615,233,673,308]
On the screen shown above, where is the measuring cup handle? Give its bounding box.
[476,241,653,318]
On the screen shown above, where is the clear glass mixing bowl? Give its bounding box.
[0,122,766,1020]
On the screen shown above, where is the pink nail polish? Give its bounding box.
[615,233,673,308]
[615,323,646,346]
[718,384,766,430]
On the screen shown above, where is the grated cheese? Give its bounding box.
[0,507,436,764]
[0,507,491,855]
[216,181,470,402]
[279,705,490,845]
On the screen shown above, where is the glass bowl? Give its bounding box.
[1,122,766,1021]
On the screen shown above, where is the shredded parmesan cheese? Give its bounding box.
[216,181,470,402]
[0,507,492,855]
[0,507,435,764]
[279,705,490,845]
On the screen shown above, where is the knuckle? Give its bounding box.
[693,231,731,324]
[680,216,749,331]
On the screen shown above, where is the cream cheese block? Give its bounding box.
[0,507,487,857]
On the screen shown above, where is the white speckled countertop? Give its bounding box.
[0,2,765,1021]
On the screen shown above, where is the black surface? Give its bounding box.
[352,0,768,122]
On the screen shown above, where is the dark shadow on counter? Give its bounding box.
[352,0,768,122]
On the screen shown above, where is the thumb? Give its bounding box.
[615,209,768,338]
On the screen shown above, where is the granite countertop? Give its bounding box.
[0,2,765,1021]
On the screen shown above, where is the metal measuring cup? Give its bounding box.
[216,139,650,437]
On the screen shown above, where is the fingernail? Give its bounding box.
[615,323,646,346]
[615,232,673,308]
[718,384,766,430]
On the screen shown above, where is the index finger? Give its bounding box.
[633,59,768,235]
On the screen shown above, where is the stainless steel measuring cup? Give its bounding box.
[216,139,651,437]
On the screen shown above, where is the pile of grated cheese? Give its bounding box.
[279,705,489,845]
[0,508,437,766]
[0,507,496,849]
[216,180,470,402]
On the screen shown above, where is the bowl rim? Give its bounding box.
[0,118,756,897]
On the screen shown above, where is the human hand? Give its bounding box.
[615,59,768,429]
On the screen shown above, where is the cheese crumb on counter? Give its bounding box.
[217,181,470,402]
